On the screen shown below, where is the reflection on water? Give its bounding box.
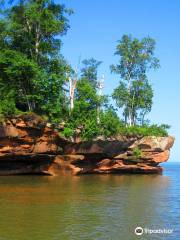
[0,164,179,240]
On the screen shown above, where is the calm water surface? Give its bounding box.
[0,163,179,240]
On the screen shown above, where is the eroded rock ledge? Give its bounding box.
[0,115,175,175]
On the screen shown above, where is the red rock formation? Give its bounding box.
[0,114,175,176]
[0,114,68,175]
[60,136,174,175]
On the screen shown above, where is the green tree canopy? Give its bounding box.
[0,0,71,121]
[111,35,160,126]
[81,58,102,88]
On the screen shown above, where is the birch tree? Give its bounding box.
[111,35,160,126]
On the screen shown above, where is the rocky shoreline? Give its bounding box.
[0,115,175,176]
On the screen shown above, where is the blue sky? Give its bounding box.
[60,0,179,161]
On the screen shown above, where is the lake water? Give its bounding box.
[0,163,179,240]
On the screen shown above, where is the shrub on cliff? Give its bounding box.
[99,108,124,137]
[132,147,142,159]
[119,124,170,137]
[0,89,17,116]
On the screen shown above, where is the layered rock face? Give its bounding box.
[0,114,67,175]
[62,136,174,175]
[0,115,175,175]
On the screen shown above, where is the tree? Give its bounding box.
[68,69,78,112]
[65,77,122,140]
[8,0,70,64]
[65,78,100,139]
[112,78,153,125]
[0,20,7,50]
[67,57,102,113]
[111,35,160,126]
[0,49,41,111]
[81,58,102,88]
[72,78,100,122]
[100,107,123,137]
[0,0,71,121]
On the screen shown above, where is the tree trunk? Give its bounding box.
[69,77,77,111]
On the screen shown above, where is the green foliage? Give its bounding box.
[0,90,17,116]
[132,147,142,159]
[110,35,160,79]
[9,0,70,63]
[119,124,169,137]
[0,0,71,120]
[61,111,100,140]
[0,2,170,140]
[70,109,123,140]
[0,20,7,50]
[81,117,100,140]
[0,49,41,111]
[66,78,119,140]
[61,76,122,140]
[70,78,100,124]
[35,57,70,121]
[100,108,123,137]
[112,79,153,125]
[75,78,99,108]
[111,35,160,126]
[81,58,102,88]
[61,126,74,138]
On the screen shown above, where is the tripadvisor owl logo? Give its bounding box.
[135,226,143,236]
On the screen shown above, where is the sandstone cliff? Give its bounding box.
[0,114,175,175]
